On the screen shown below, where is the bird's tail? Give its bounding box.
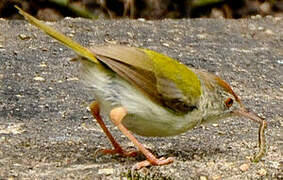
[15,6,99,64]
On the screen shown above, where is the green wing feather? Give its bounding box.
[91,46,202,113]
[143,49,202,106]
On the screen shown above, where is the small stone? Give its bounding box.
[82,116,88,120]
[33,76,45,81]
[239,163,249,172]
[67,77,79,81]
[196,34,208,40]
[127,32,134,38]
[193,154,201,160]
[207,161,215,167]
[274,17,282,21]
[98,168,114,175]
[0,123,26,134]
[0,136,6,143]
[258,168,267,176]
[211,175,221,180]
[256,14,262,18]
[104,39,117,44]
[258,26,264,31]
[18,34,30,40]
[137,18,146,22]
[212,123,218,127]
[217,130,225,135]
[264,29,274,35]
[248,24,256,31]
[163,43,170,47]
[39,63,47,67]
[269,161,280,169]
[200,176,207,180]
[86,106,91,112]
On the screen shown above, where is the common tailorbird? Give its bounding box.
[16,6,267,170]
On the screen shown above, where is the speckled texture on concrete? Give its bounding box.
[0,16,282,179]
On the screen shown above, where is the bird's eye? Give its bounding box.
[225,98,234,108]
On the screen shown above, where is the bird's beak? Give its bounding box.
[233,108,267,162]
[234,108,264,124]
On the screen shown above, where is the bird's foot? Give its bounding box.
[132,157,174,171]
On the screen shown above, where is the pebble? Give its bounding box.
[258,168,267,176]
[137,18,146,22]
[274,17,281,21]
[39,63,47,67]
[248,24,256,31]
[127,32,134,38]
[200,176,207,180]
[18,34,30,40]
[264,29,274,35]
[98,168,114,175]
[67,77,79,81]
[212,123,218,127]
[269,161,280,169]
[239,163,249,172]
[0,123,26,134]
[163,43,170,47]
[196,33,208,39]
[82,116,88,120]
[33,76,45,81]
[211,175,222,180]
[258,26,264,31]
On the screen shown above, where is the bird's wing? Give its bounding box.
[91,45,202,113]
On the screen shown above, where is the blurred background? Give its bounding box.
[1,0,282,21]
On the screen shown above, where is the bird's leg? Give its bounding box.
[110,107,174,170]
[89,101,137,157]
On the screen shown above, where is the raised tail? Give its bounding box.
[15,6,99,64]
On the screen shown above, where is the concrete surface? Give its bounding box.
[0,16,282,179]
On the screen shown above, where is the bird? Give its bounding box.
[15,6,267,170]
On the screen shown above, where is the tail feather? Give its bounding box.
[15,5,99,64]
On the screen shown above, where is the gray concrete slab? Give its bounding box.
[0,17,282,179]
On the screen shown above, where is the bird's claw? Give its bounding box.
[131,157,174,171]
[131,157,174,178]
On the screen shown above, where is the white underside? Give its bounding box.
[80,61,202,137]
